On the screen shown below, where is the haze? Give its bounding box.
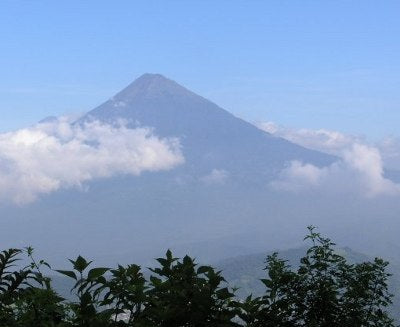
[1,1,400,318]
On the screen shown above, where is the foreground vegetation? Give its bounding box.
[0,227,396,326]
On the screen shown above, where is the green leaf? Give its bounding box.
[55,270,77,280]
[197,265,211,274]
[88,267,109,280]
[69,255,92,273]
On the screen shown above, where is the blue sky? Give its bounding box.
[1,0,399,139]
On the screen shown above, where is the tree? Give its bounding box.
[142,250,239,327]
[239,226,395,327]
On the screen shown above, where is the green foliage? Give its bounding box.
[0,227,396,326]
[143,250,239,326]
[56,256,111,326]
[0,247,66,327]
[102,263,147,325]
[238,226,395,327]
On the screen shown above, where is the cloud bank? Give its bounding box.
[0,119,184,204]
[258,122,400,197]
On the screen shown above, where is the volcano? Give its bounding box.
[79,73,334,181]
[8,74,388,267]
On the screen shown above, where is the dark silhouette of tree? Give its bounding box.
[238,227,395,327]
[0,227,396,326]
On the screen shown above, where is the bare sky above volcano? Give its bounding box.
[0,1,399,139]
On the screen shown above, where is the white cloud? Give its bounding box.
[258,121,400,172]
[200,169,229,185]
[260,122,400,197]
[257,121,363,156]
[271,161,328,192]
[378,137,400,170]
[273,144,400,197]
[0,118,184,204]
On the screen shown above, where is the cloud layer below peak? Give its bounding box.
[258,122,400,198]
[0,118,184,204]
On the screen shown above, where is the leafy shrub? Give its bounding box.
[0,227,396,326]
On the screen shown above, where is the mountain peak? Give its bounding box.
[136,73,168,82]
[133,73,170,87]
[114,73,194,101]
